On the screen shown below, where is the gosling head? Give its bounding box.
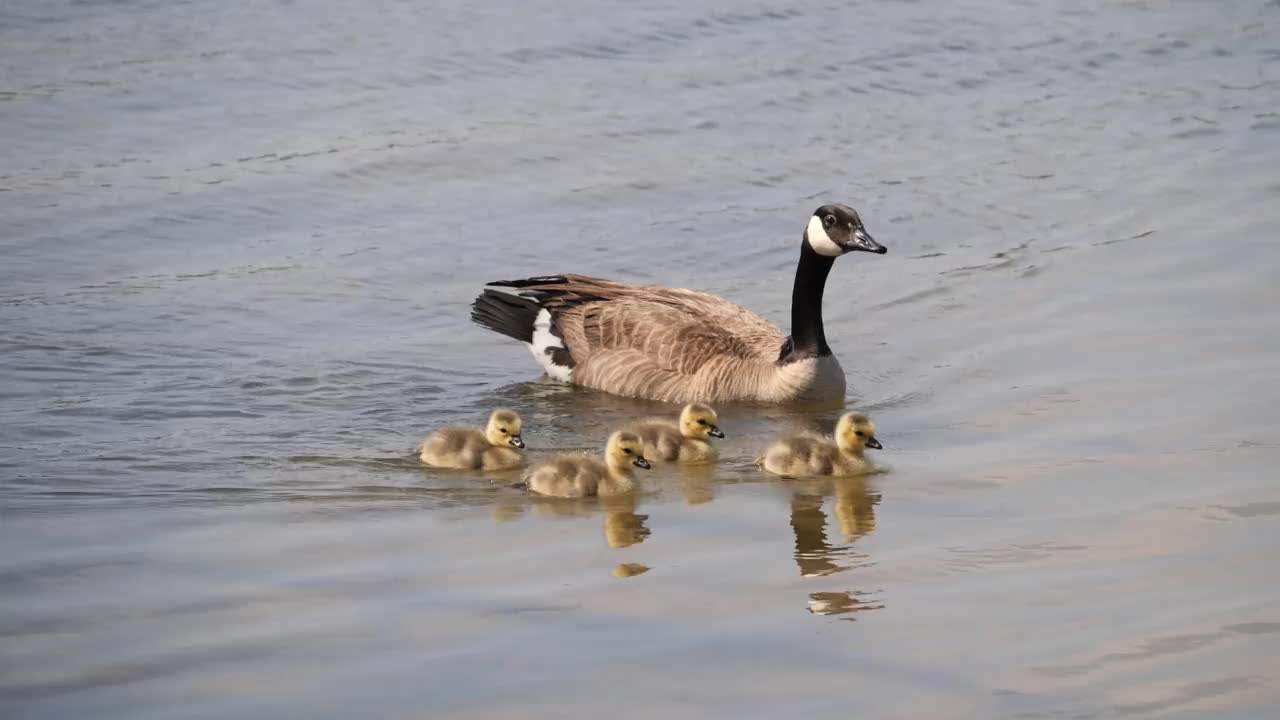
[485,408,524,449]
[607,430,650,470]
[679,402,724,440]
[805,204,886,258]
[835,412,882,454]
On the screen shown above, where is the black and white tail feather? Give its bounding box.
[471,282,575,382]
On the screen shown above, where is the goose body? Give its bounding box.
[471,204,886,404]
[761,411,882,478]
[524,431,651,498]
[417,408,525,470]
[627,402,724,464]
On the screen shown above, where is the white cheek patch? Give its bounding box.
[806,215,845,257]
[527,309,573,382]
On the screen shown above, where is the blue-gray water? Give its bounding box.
[4,0,1280,717]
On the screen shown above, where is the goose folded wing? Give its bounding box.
[487,275,784,380]
[560,294,782,373]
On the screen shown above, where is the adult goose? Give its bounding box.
[470,204,886,404]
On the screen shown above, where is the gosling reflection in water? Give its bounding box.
[789,476,880,577]
[613,562,650,578]
[807,591,885,619]
[672,462,717,505]
[490,492,651,549]
[601,494,650,548]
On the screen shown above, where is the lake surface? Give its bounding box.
[3,0,1280,717]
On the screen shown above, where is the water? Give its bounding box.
[3,0,1280,716]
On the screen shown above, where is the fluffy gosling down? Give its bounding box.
[417,408,526,470]
[761,412,882,478]
[627,402,724,464]
[524,431,651,498]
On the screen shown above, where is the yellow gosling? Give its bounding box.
[417,408,525,470]
[627,402,724,464]
[524,431,650,498]
[761,411,882,478]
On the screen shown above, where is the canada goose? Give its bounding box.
[760,411,882,478]
[417,408,525,470]
[626,402,724,464]
[470,204,886,403]
[524,430,651,498]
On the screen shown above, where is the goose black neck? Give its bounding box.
[788,238,835,358]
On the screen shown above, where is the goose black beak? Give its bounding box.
[865,436,883,450]
[847,228,887,255]
[633,456,651,470]
[708,425,725,439]
[509,435,525,449]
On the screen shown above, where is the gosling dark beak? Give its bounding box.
[848,228,887,255]
[633,456,651,470]
[708,425,725,439]
[509,435,525,449]
[865,436,883,450]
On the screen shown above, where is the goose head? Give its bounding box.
[679,402,724,440]
[805,204,886,258]
[607,430,651,470]
[835,411,882,454]
[485,408,525,448]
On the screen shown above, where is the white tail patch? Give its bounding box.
[527,309,573,382]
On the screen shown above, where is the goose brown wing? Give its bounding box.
[487,274,784,372]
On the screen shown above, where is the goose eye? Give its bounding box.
[499,428,508,434]
[623,448,632,455]
[854,430,865,437]
[697,419,706,425]
[823,214,836,228]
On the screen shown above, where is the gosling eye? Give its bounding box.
[854,430,865,437]
[623,448,632,455]
[499,428,508,434]
[823,214,836,228]
[697,419,707,425]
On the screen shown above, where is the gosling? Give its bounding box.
[417,408,526,470]
[524,431,650,498]
[760,411,882,478]
[627,402,724,464]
